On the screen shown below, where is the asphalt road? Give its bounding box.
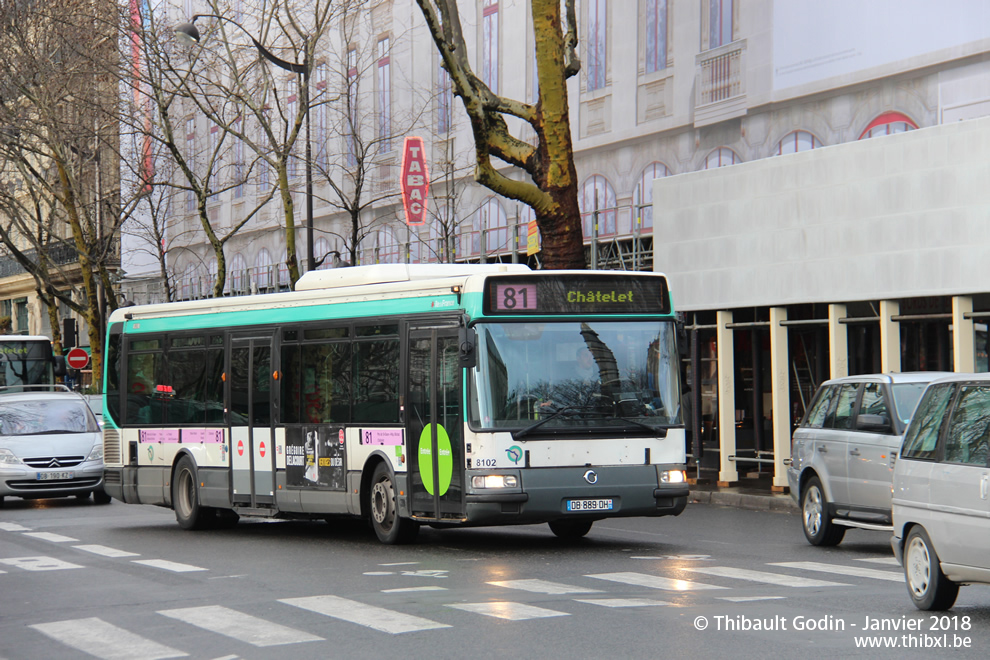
[1,496,988,659]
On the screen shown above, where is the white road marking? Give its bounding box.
[73,545,140,558]
[23,532,78,543]
[769,561,904,582]
[158,605,322,647]
[717,596,788,603]
[855,557,900,566]
[30,617,187,659]
[280,595,450,634]
[586,571,727,591]
[575,598,670,608]
[132,559,207,573]
[685,566,849,587]
[446,602,569,621]
[0,556,83,571]
[381,586,448,593]
[488,579,603,594]
[380,562,419,566]
[0,523,31,532]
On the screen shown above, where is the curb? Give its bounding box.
[689,489,798,514]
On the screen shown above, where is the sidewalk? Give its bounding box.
[687,475,798,514]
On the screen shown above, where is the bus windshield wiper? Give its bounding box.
[512,405,599,439]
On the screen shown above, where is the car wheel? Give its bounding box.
[92,490,112,505]
[800,476,845,546]
[172,455,211,530]
[548,519,594,539]
[904,526,959,611]
[368,462,419,544]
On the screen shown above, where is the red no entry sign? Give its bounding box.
[66,347,90,370]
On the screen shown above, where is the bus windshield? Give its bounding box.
[0,338,55,389]
[470,321,681,432]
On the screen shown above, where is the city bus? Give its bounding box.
[101,264,688,543]
[0,335,65,389]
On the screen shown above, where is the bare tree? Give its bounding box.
[415,0,584,269]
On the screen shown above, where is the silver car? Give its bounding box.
[0,386,110,506]
[786,372,949,546]
[893,373,990,610]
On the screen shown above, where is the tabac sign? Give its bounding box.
[400,136,429,226]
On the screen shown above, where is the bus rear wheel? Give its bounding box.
[173,456,211,530]
[369,463,419,545]
[549,519,594,539]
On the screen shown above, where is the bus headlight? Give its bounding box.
[472,475,518,489]
[660,469,686,484]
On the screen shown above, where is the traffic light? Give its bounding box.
[62,317,77,348]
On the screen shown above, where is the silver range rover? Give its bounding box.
[786,372,949,546]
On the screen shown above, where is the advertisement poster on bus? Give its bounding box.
[285,426,346,490]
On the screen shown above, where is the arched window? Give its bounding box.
[254,248,273,291]
[376,226,403,264]
[580,175,617,239]
[775,130,822,155]
[229,253,248,294]
[859,112,918,140]
[464,198,508,257]
[518,206,538,254]
[206,258,218,297]
[633,162,671,233]
[426,220,457,263]
[703,147,740,169]
[178,263,195,301]
[312,237,335,270]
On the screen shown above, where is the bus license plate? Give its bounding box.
[37,472,74,481]
[566,498,613,512]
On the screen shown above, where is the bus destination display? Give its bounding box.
[485,275,670,315]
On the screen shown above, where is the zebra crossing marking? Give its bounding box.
[0,556,83,571]
[446,601,569,621]
[717,596,787,602]
[132,559,207,573]
[769,561,904,582]
[73,544,140,558]
[855,557,899,566]
[23,532,78,543]
[488,579,603,594]
[0,523,30,532]
[158,605,323,646]
[587,571,727,591]
[574,598,670,608]
[280,595,451,634]
[685,566,849,587]
[30,617,187,660]
[381,586,448,593]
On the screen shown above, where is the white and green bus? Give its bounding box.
[101,264,688,543]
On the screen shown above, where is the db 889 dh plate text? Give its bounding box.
[566,498,614,512]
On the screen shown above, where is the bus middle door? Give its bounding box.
[406,325,464,522]
[229,334,275,508]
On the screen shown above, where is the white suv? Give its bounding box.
[0,386,110,506]
[786,372,949,546]
[893,374,990,610]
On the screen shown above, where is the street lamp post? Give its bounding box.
[175,15,315,274]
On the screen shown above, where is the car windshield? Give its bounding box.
[890,382,930,425]
[469,320,681,433]
[0,400,99,436]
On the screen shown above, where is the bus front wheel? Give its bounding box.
[369,463,419,545]
[549,519,594,539]
[173,456,210,530]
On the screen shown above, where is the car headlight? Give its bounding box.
[660,469,686,484]
[471,474,518,489]
[0,448,24,465]
[86,443,104,462]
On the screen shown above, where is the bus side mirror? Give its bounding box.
[458,327,477,369]
[53,355,67,378]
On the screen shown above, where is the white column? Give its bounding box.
[880,300,901,373]
[828,304,848,379]
[716,310,738,486]
[769,307,790,492]
[953,296,974,373]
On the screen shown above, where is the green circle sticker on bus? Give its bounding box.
[418,423,453,496]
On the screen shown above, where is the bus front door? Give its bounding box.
[229,335,275,508]
[406,326,465,522]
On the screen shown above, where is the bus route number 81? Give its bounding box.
[494,284,538,311]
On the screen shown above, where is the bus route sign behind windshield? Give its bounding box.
[484,275,670,315]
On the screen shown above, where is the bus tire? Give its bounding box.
[549,519,594,539]
[173,455,210,530]
[369,462,419,545]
